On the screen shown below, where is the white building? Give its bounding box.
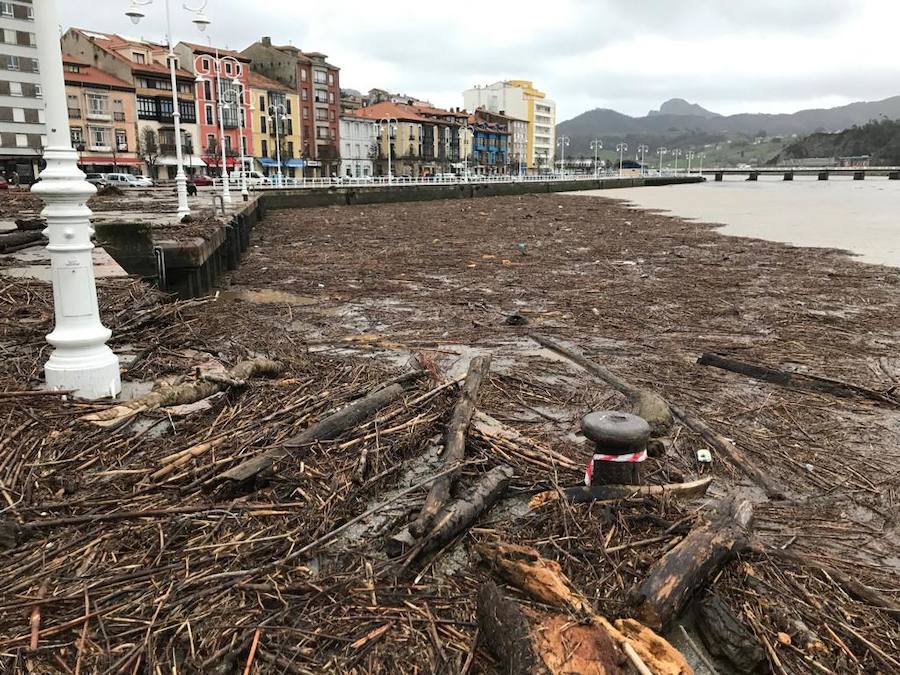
[0,0,44,182]
[463,80,555,171]
[339,114,375,178]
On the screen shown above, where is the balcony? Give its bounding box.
[113,112,126,122]
[86,111,111,121]
[68,108,81,119]
[116,143,128,152]
[159,143,194,155]
[89,145,112,152]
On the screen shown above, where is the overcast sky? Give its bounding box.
[61,0,900,122]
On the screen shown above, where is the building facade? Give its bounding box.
[174,42,253,177]
[248,70,303,178]
[339,114,376,178]
[61,29,203,179]
[0,0,43,182]
[470,112,509,174]
[241,37,341,177]
[463,80,553,171]
[63,55,140,174]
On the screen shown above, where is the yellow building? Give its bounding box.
[248,71,303,178]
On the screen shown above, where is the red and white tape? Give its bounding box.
[584,450,647,485]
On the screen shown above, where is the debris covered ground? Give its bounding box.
[1,193,899,673]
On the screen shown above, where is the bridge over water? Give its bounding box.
[691,167,900,181]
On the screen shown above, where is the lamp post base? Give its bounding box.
[45,344,121,399]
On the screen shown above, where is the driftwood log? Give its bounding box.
[698,352,900,407]
[630,497,753,631]
[80,357,283,428]
[0,229,43,253]
[409,464,513,562]
[529,477,713,508]
[410,355,491,537]
[670,404,785,500]
[217,382,409,484]
[696,594,766,673]
[529,333,673,435]
[476,541,693,675]
[472,411,581,473]
[477,582,629,675]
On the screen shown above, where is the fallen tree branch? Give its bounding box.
[216,381,409,485]
[670,404,785,500]
[529,477,713,508]
[630,497,754,631]
[409,355,491,537]
[80,357,283,428]
[529,333,673,435]
[698,352,900,407]
[472,411,581,473]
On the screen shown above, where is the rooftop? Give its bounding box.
[63,54,135,90]
[248,70,291,93]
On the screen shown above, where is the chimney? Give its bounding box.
[261,36,272,47]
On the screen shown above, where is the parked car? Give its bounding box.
[228,170,269,186]
[85,173,108,188]
[0,177,8,190]
[104,173,154,188]
[188,175,213,186]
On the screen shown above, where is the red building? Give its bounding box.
[241,38,341,177]
[174,42,254,175]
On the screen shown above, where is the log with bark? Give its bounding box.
[529,333,673,435]
[0,229,44,253]
[696,594,766,673]
[80,357,283,428]
[529,477,713,509]
[476,541,693,675]
[472,411,582,473]
[216,381,409,485]
[409,354,491,537]
[477,581,630,675]
[630,497,753,631]
[698,352,900,407]
[670,404,785,500]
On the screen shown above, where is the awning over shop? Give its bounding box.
[157,155,207,167]
[78,156,143,166]
[203,156,239,168]
[285,159,305,168]
[257,157,278,167]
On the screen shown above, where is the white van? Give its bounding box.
[104,173,154,188]
[228,170,269,186]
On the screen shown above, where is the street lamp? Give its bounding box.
[590,137,603,177]
[374,118,397,184]
[657,147,668,175]
[195,50,243,205]
[458,118,470,181]
[636,144,649,176]
[686,151,695,174]
[227,78,251,199]
[557,135,570,176]
[34,0,120,398]
[616,142,628,177]
[699,153,706,176]
[268,103,286,188]
[672,148,683,175]
[125,0,211,219]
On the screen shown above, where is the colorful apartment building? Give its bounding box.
[63,55,140,174]
[173,42,253,176]
[61,28,202,179]
[248,70,303,178]
[241,37,341,177]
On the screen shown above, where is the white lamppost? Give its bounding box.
[458,118,471,181]
[699,153,705,176]
[229,78,251,199]
[636,144,649,176]
[34,0,120,399]
[195,50,241,205]
[268,103,286,188]
[556,135,570,176]
[590,137,602,177]
[686,151,695,174]
[616,142,628,177]
[125,0,210,220]
[374,118,397,184]
[672,148,683,175]
[658,147,668,175]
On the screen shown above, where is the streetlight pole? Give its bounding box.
[231,78,250,199]
[375,118,396,184]
[699,153,705,176]
[672,148,682,175]
[590,137,602,177]
[269,103,286,187]
[458,118,470,181]
[658,147,668,175]
[125,0,211,220]
[556,135,569,176]
[35,0,120,399]
[686,151,695,174]
[636,144,649,176]
[616,142,628,177]
[195,50,239,205]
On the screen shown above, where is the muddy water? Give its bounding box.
[573,178,900,268]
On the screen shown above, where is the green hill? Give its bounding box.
[771,118,900,165]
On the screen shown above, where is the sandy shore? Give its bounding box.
[1,193,898,673]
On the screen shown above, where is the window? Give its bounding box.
[206,133,215,151]
[87,93,107,116]
[224,135,231,152]
[26,5,33,19]
[137,96,156,119]
[260,116,266,133]
[33,84,40,98]
[29,58,37,73]
[7,55,18,71]
[258,95,264,111]
[315,108,327,121]
[302,108,308,119]
[205,104,213,125]
[314,88,327,103]
[328,73,334,86]
[261,139,268,156]
[0,3,11,17]
[301,89,307,101]
[203,80,211,100]
[328,92,334,104]
[133,52,145,64]
[65,62,80,73]
[224,62,232,75]
[314,70,327,84]
[116,129,127,150]
[158,98,173,119]
[285,98,291,114]
[179,100,196,122]
[330,111,335,121]
[287,141,294,157]
[89,127,108,148]
[15,133,26,147]
[202,58,210,70]
[300,68,307,81]
[12,108,23,122]
[70,127,83,145]
[9,81,21,97]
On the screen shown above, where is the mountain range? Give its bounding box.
[557,96,900,155]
